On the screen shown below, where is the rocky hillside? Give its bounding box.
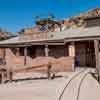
[0,30,14,40]
[63,8,100,29]
[19,8,100,36]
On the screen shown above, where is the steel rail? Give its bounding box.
[76,72,92,100]
[58,69,87,100]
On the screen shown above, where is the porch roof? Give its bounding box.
[48,26,100,40]
[0,26,100,47]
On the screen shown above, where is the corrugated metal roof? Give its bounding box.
[0,36,48,45]
[0,26,100,45]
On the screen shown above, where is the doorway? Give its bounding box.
[75,41,96,67]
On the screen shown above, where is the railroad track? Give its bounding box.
[76,71,92,100]
[58,69,93,100]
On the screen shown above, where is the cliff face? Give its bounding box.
[63,8,100,29]
[79,8,100,18]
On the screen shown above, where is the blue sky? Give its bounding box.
[0,0,100,33]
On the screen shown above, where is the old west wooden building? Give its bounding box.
[0,9,100,82]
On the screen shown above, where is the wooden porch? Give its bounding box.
[0,39,100,83]
[0,43,75,83]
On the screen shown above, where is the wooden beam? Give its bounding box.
[45,45,49,57]
[68,42,75,71]
[6,68,13,82]
[44,45,51,79]
[64,37,100,43]
[1,72,5,84]
[47,64,51,80]
[3,48,6,65]
[24,47,27,65]
[16,48,20,56]
[94,40,100,82]
[68,42,75,57]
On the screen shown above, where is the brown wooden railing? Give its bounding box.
[19,32,48,40]
[0,56,74,83]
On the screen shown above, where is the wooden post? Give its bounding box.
[1,72,5,84]
[47,64,52,79]
[45,45,49,57]
[24,47,27,65]
[6,68,13,82]
[3,48,6,65]
[16,48,20,56]
[68,42,75,71]
[45,45,51,79]
[68,42,75,57]
[94,40,100,82]
[3,48,13,82]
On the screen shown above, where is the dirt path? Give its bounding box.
[58,69,100,100]
[0,69,99,100]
